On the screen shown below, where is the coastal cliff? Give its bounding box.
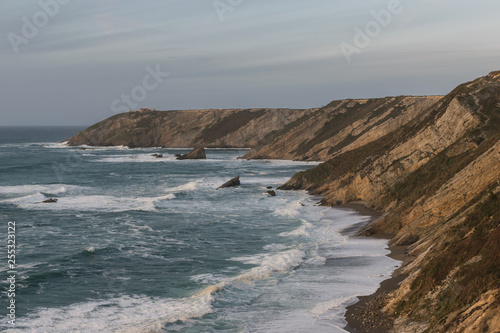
[279,71,500,332]
[67,108,318,148]
[68,71,500,332]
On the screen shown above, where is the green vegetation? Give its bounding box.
[401,190,500,329]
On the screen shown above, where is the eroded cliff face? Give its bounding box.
[279,71,500,332]
[67,108,318,148]
[242,96,441,161]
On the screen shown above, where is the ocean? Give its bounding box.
[0,127,399,332]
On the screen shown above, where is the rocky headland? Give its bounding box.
[67,71,500,332]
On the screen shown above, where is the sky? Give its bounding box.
[1,0,499,126]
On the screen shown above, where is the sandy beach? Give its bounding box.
[338,202,411,333]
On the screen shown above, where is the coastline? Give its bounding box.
[337,202,410,333]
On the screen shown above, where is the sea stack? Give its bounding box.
[176,147,206,160]
[217,176,240,189]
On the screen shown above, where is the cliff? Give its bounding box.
[242,95,441,161]
[67,108,318,148]
[68,71,500,332]
[279,71,500,332]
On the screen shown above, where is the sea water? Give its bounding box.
[0,127,399,332]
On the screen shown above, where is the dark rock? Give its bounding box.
[266,186,273,189]
[79,148,88,150]
[218,176,240,189]
[42,198,58,203]
[176,147,206,160]
[266,190,277,196]
[152,153,163,158]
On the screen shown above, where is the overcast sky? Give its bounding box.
[1,0,499,126]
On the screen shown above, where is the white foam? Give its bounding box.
[273,200,303,217]
[7,294,214,333]
[279,219,313,237]
[228,249,305,282]
[3,193,175,212]
[237,249,304,281]
[93,153,174,163]
[0,184,86,196]
[263,243,288,251]
[243,177,292,185]
[41,142,70,149]
[166,181,199,193]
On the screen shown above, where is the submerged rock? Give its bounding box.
[176,147,206,160]
[217,176,240,189]
[152,153,163,158]
[266,190,277,196]
[42,198,58,203]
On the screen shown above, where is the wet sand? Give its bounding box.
[338,202,411,333]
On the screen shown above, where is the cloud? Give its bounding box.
[1,0,500,125]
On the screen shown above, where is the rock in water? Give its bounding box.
[152,153,163,158]
[42,198,58,203]
[218,176,240,189]
[266,190,277,196]
[176,147,206,160]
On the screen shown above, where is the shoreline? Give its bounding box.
[337,202,410,333]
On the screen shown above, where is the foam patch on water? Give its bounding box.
[93,153,175,163]
[5,294,214,333]
[0,184,86,196]
[2,193,175,212]
[166,181,199,193]
[273,200,304,217]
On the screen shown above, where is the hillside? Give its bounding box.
[67,108,318,148]
[279,71,500,332]
[242,95,441,161]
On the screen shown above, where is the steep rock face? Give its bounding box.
[242,96,441,161]
[67,108,317,148]
[278,71,500,332]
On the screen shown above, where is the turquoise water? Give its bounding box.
[0,127,398,332]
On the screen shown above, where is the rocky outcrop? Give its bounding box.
[278,71,500,332]
[217,176,240,189]
[175,147,206,160]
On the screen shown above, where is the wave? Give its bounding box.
[1,193,176,212]
[279,219,313,237]
[5,294,214,333]
[166,181,199,193]
[93,153,175,163]
[273,200,304,217]
[0,184,86,196]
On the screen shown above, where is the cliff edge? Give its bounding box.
[279,71,500,332]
